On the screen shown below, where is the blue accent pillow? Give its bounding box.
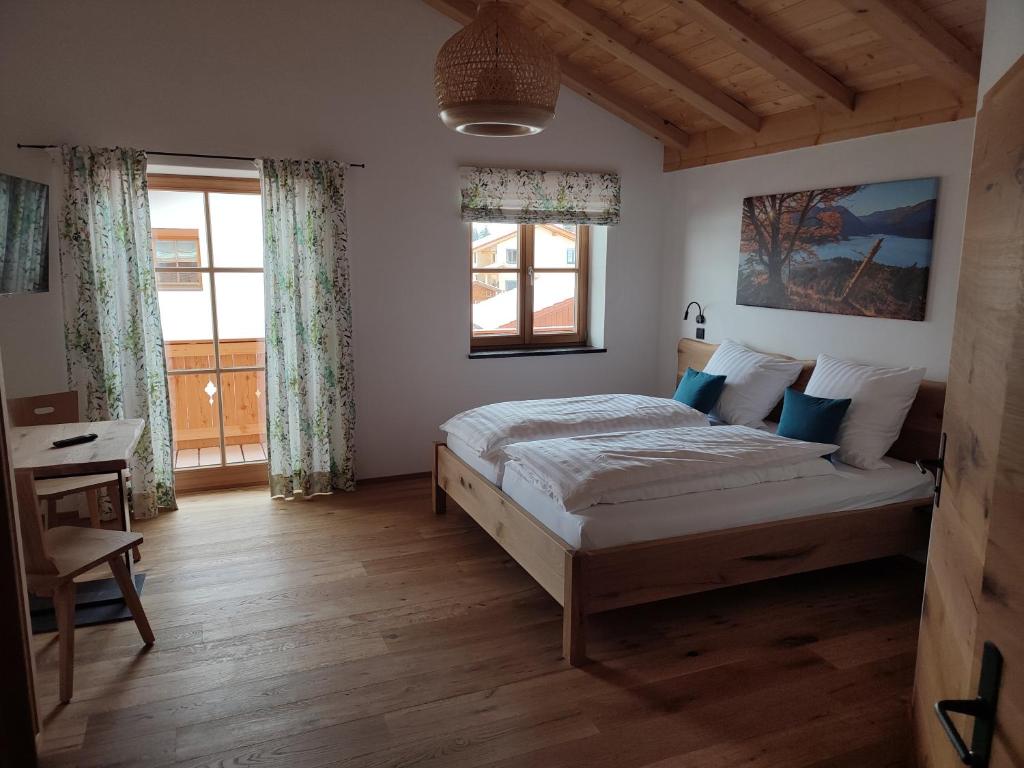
[673,367,727,414]
[776,388,852,446]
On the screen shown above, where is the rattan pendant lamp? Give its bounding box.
[434,0,560,136]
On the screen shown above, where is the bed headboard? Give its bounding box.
[676,338,945,462]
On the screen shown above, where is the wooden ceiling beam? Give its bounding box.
[669,0,856,112]
[421,0,690,149]
[528,0,761,135]
[836,0,980,96]
[664,77,974,172]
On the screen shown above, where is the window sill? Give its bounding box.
[468,346,607,360]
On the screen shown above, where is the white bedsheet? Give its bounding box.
[441,394,708,462]
[502,425,838,513]
[446,433,503,484]
[502,457,933,550]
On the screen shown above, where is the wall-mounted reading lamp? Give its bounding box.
[684,301,706,340]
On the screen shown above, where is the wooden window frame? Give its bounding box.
[470,223,590,351]
[147,173,267,491]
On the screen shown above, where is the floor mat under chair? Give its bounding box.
[29,573,147,634]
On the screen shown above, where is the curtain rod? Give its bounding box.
[17,143,366,168]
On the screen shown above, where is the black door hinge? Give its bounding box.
[917,431,946,506]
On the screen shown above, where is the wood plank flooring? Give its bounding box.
[33,478,923,768]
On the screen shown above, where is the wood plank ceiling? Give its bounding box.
[422,0,984,171]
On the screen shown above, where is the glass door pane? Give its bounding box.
[220,370,267,464]
[166,372,222,469]
[214,272,266,368]
[158,273,215,370]
[209,193,264,267]
[149,191,210,266]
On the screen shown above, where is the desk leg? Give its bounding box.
[117,470,133,576]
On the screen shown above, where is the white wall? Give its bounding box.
[658,120,976,388]
[978,0,1024,101]
[0,0,667,478]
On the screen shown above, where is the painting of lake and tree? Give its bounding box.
[736,177,938,320]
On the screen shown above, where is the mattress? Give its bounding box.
[501,457,933,550]
[446,433,503,484]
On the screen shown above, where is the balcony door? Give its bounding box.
[148,175,267,491]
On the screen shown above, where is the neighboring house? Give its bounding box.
[471,279,501,303]
[471,221,577,280]
[472,229,520,270]
[499,297,575,331]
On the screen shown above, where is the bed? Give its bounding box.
[432,339,945,665]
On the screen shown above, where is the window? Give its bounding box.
[470,222,589,349]
[148,175,267,486]
[152,228,202,290]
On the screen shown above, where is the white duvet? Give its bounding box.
[440,394,708,461]
[502,425,839,513]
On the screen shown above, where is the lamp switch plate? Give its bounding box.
[695,328,705,340]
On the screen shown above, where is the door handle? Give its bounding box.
[934,642,1002,767]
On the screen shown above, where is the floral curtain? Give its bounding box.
[0,173,49,294]
[459,166,621,225]
[258,159,355,499]
[58,146,176,519]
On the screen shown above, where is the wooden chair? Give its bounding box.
[14,469,154,703]
[8,391,127,532]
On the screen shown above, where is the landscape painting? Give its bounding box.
[736,177,938,320]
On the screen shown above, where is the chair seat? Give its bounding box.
[36,526,143,584]
[36,473,120,499]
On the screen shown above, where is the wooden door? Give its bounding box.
[0,351,39,768]
[912,55,1024,768]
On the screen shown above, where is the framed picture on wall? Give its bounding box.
[736,177,939,321]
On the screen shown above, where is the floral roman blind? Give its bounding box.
[459,166,621,225]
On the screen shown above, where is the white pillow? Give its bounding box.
[703,340,804,428]
[804,354,925,470]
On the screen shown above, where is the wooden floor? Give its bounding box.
[34,478,924,768]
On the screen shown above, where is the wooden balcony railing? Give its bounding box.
[165,339,267,467]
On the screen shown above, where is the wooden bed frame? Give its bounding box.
[432,339,945,665]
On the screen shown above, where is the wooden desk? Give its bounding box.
[10,420,144,479]
[11,419,144,578]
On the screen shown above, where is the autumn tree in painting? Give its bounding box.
[740,186,860,305]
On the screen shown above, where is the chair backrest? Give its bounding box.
[7,391,79,427]
[12,470,57,578]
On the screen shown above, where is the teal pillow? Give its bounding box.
[673,367,727,414]
[776,388,851,446]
